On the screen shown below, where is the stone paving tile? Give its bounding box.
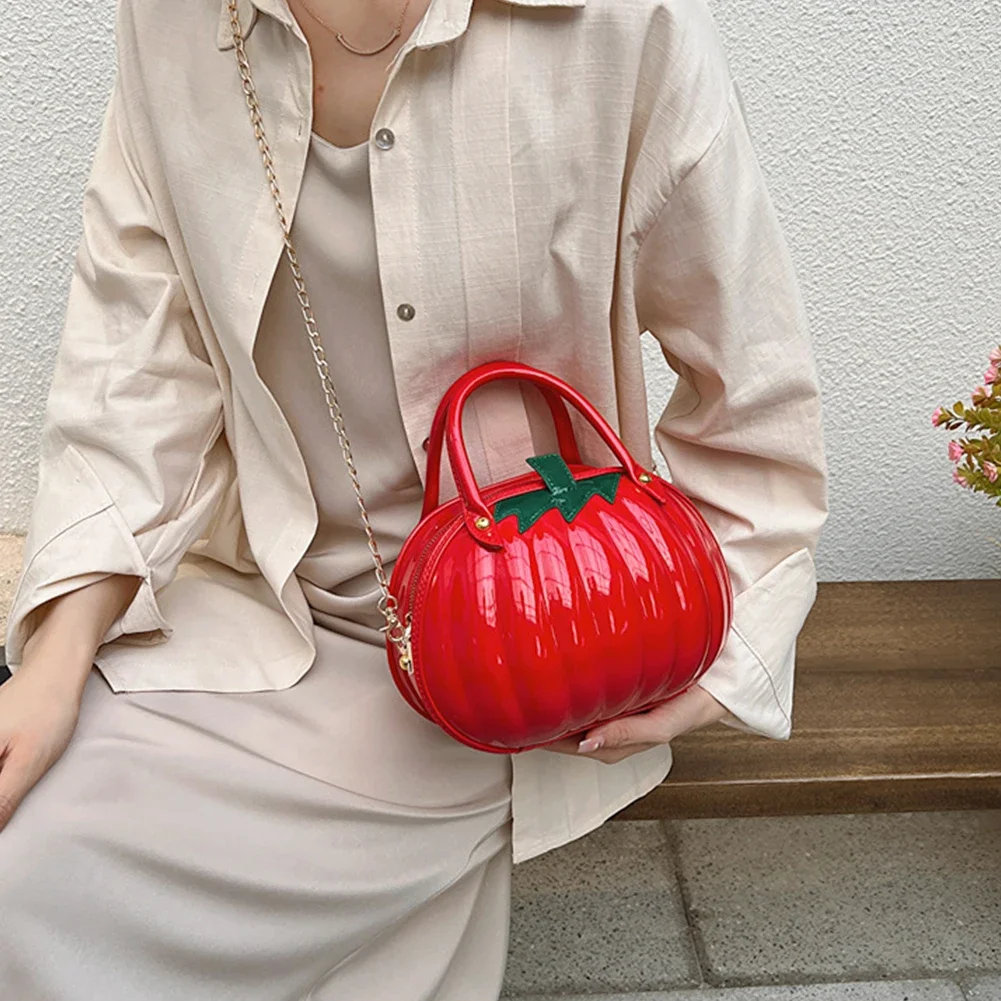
[507,979,965,1000]
[961,974,1001,999]
[502,821,700,997]
[672,812,1001,983]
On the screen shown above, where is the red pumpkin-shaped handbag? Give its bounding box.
[228,13,733,755]
[386,362,733,753]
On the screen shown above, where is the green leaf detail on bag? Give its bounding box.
[493,454,621,533]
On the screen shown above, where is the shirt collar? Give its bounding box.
[217,0,586,51]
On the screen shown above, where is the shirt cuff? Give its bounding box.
[4,503,172,671]
[695,546,817,741]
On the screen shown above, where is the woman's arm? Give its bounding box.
[4,15,230,671]
[571,77,827,762]
[1,3,231,825]
[0,574,141,832]
[20,575,144,694]
[631,84,828,742]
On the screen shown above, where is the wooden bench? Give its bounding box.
[3,579,1000,820]
[620,579,1001,820]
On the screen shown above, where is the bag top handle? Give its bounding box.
[420,366,583,519]
[440,362,665,548]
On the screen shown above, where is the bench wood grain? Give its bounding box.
[616,579,1001,819]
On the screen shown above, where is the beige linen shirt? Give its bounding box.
[6,0,828,863]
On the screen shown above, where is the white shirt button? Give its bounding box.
[396,303,416,321]
[374,128,395,150]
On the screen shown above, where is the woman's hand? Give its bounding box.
[544,684,728,764]
[0,573,141,832]
[0,660,85,832]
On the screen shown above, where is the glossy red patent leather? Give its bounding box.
[386,362,734,754]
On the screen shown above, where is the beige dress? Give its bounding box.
[0,133,514,1001]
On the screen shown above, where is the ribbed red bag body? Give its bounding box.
[387,362,733,754]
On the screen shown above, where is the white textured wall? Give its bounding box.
[662,0,1001,580]
[1,3,116,533]
[2,0,999,580]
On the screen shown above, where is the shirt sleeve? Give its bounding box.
[3,73,230,671]
[633,85,829,740]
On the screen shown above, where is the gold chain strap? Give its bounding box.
[227,0,412,662]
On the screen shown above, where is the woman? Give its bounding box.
[0,0,827,997]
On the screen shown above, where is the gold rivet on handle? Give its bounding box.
[474,516,491,530]
[638,472,652,483]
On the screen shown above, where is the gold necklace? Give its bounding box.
[295,0,413,56]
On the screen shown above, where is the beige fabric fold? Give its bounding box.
[0,628,512,1000]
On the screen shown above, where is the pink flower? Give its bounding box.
[990,347,1001,365]
[986,364,999,385]
[985,462,999,484]
[953,469,968,488]
[932,407,946,426]
[972,385,990,405]
[948,441,964,462]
